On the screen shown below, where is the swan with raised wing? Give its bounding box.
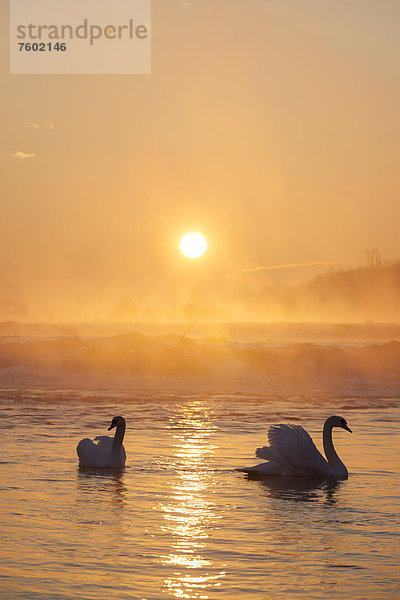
[239,415,352,478]
[77,416,126,468]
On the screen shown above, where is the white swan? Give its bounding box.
[239,415,352,478]
[77,416,126,468]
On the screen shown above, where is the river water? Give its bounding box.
[1,382,399,599]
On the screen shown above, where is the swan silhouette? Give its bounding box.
[239,415,352,478]
[77,416,126,468]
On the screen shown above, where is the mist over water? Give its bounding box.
[3,260,400,323]
[2,321,400,389]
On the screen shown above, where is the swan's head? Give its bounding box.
[108,416,126,430]
[330,415,352,433]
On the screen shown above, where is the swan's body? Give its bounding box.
[239,415,351,479]
[77,416,126,468]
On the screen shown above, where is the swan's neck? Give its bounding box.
[323,420,347,477]
[112,422,125,457]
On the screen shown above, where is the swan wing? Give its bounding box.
[93,435,113,449]
[76,437,111,468]
[255,424,330,476]
[94,436,126,466]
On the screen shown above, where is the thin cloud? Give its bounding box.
[25,120,54,130]
[12,151,36,159]
[232,260,361,277]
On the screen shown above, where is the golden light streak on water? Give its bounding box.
[160,402,226,599]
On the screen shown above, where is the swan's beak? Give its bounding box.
[342,424,352,433]
[108,421,116,431]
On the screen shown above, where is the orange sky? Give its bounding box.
[1,0,400,321]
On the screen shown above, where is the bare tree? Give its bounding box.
[367,247,382,268]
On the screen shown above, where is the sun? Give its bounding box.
[180,232,207,258]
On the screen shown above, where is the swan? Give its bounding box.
[77,416,126,468]
[239,415,352,478]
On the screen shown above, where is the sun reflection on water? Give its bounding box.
[160,402,226,599]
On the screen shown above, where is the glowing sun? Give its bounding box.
[180,232,207,258]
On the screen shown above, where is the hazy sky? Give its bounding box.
[1,0,400,321]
